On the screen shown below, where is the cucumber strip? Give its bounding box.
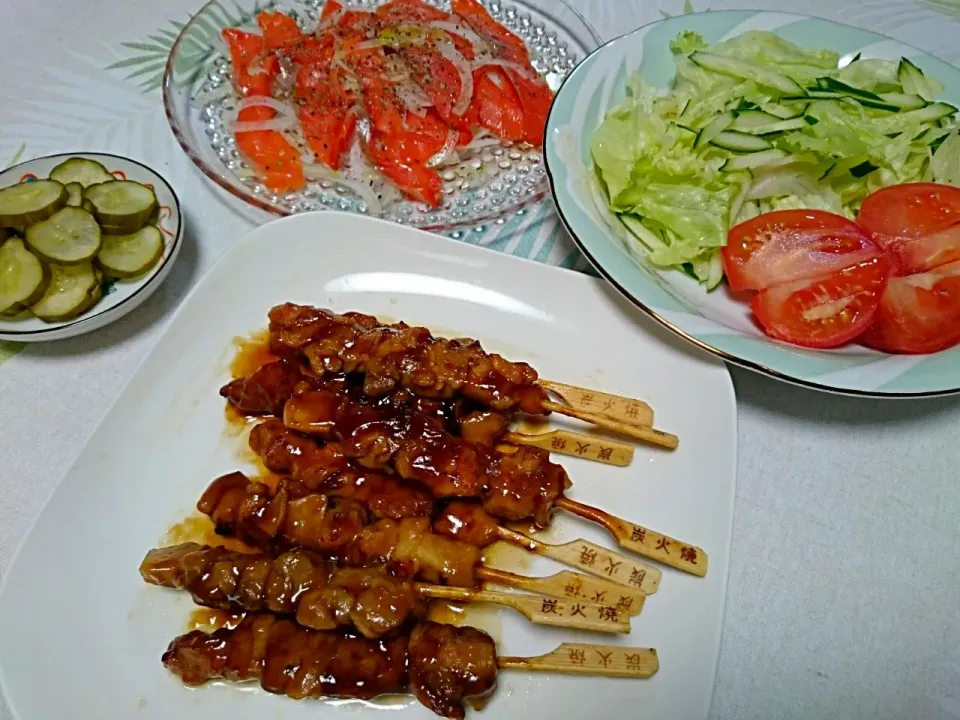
[0,237,50,313]
[25,207,102,265]
[0,180,68,227]
[850,161,878,178]
[877,92,928,111]
[689,51,804,95]
[49,158,115,188]
[722,151,818,172]
[620,215,668,253]
[83,180,157,230]
[720,149,788,171]
[694,111,735,148]
[875,103,958,132]
[710,131,773,153]
[29,260,100,322]
[96,225,163,278]
[814,77,883,101]
[729,110,781,130]
[64,182,84,208]
[822,154,871,181]
[764,103,806,119]
[899,57,935,102]
[738,117,809,135]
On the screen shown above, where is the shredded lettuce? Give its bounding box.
[590,29,960,289]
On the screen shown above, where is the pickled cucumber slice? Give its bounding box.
[26,207,101,264]
[29,260,100,322]
[49,158,115,188]
[84,180,156,231]
[64,182,84,207]
[0,180,67,227]
[97,225,163,278]
[0,237,51,314]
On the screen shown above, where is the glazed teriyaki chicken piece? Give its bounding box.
[162,617,498,719]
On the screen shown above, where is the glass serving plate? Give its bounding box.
[163,0,600,230]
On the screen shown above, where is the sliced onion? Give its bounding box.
[396,82,433,117]
[436,41,474,116]
[427,128,461,168]
[232,116,299,132]
[304,162,384,215]
[428,20,487,52]
[238,96,298,115]
[315,6,344,36]
[350,38,388,52]
[462,134,502,152]
[232,96,299,133]
[473,56,537,81]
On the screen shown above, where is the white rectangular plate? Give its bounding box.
[0,212,737,720]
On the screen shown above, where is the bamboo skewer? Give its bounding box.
[476,567,646,617]
[417,585,629,634]
[555,497,707,577]
[541,401,679,450]
[498,430,634,466]
[499,644,659,679]
[541,381,655,428]
[495,526,661,595]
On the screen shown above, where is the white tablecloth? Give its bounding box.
[1,0,959,718]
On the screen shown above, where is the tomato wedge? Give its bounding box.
[376,0,447,24]
[222,29,305,192]
[723,210,883,292]
[367,137,444,207]
[471,68,525,141]
[257,11,304,51]
[857,183,960,275]
[750,254,892,349]
[502,67,552,146]
[296,64,357,170]
[859,259,960,354]
[452,0,530,64]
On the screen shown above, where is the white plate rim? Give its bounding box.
[0,211,738,719]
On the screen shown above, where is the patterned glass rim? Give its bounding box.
[162,0,601,231]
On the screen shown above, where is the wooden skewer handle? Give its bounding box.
[556,497,708,577]
[417,586,629,634]
[541,401,678,450]
[477,567,646,617]
[498,526,661,595]
[502,430,634,466]
[499,644,659,679]
[541,381,655,428]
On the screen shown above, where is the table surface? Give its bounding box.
[1,1,959,719]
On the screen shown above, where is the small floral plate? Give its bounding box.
[546,10,960,398]
[0,152,184,342]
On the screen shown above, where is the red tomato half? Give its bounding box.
[857,183,960,275]
[750,254,892,349]
[859,259,960,354]
[723,210,882,292]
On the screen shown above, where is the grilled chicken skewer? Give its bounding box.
[141,543,629,635]
[198,472,647,608]
[163,617,659,720]
[266,303,677,447]
[222,357,634,466]
[251,415,566,528]
[246,419,706,576]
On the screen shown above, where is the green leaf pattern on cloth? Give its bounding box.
[106,0,269,92]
